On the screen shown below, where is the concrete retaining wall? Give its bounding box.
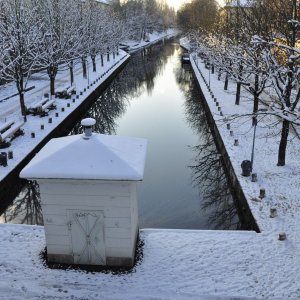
[191,67,260,232]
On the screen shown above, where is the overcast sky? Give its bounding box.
[168,0,224,11]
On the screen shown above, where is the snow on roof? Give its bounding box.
[20,133,147,181]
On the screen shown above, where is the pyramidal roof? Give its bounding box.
[20,133,147,181]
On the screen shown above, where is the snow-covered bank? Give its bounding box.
[189,52,300,237]
[124,29,178,53]
[0,51,130,184]
[0,224,299,299]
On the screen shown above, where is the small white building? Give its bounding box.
[20,119,147,267]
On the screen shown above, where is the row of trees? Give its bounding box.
[177,0,218,32]
[179,0,300,167]
[0,0,175,118]
[119,0,175,41]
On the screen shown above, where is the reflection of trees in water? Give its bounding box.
[71,41,176,135]
[176,65,240,230]
[71,86,127,135]
[190,138,240,230]
[175,64,194,93]
[2,181,43,225]
[115,42,175,97]
[139,43,175,95]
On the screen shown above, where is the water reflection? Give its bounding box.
[71,43,175,135]
[190,140,240,230]
[71,87,127,135]
[176,64,240,230]
[1,181,42,225]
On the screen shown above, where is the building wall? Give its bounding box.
[39,179,138,266]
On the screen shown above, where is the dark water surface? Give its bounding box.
[0,41,240,230]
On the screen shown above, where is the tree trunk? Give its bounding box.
[82,57,87,79]
[19,91,27,120]
[101,54,104,67]
[224,74,228,90]
[17,76,27,119]
[252,92,259,126]
[69,60,74,86]
[50,76,55,96]
[47,64,58,96]
[235,82,241,105]
[91,55,96,72]
[218,69,221,80]
[211,64,214,74]
[107,47,110,62]
[277,119,290,166]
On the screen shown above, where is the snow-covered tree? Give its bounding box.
[177,0,219,33]
[0,0,44,118]
[252,34,300,166]
[120,0,174,42]
[34,0,81,95]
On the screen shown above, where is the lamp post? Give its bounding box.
[250,116,257,171]
[250,108,267,172]
[209,61,211,87]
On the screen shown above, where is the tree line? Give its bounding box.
[0,0,175,118]
[178,0,300,167]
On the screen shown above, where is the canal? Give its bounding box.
[0,40,240,230]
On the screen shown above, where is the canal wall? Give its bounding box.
[189,58,260,232]
[0,55,131,209]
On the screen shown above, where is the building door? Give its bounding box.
[68,210,106,265]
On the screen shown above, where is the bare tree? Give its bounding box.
[177,0,219,33]
[120,0,175,42]
[0,0,44,118]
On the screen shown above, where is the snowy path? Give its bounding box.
[0,54,118,118]
[0,225,299,299]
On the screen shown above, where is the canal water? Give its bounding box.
[0,40,240,230]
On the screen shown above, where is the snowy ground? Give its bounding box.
[0,35,299,299]
[0,224,299,299]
